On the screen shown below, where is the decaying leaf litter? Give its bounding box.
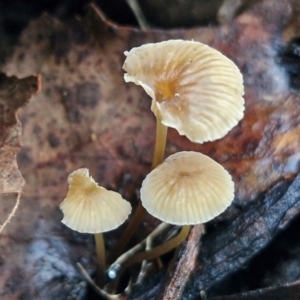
[2,0,300,299]
[0,74,40,232]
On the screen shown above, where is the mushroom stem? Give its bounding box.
[109,204,146,262]
[95,233,106,284]
[152,116,168,169]
[110,117,168,262]
[112,225,191,280]
[108,222,170,279]
[78,263,121,300]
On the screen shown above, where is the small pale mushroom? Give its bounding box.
[114,39,244,259]
[109,151,234,276]
[140,151,234,225]
[123,39,244,146]
[59,168,132,282]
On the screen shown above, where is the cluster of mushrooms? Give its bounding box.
[59,40,245,297]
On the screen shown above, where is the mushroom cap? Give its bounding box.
[140,151,234,225]
[123,39,244,143]
[60,168,132,233]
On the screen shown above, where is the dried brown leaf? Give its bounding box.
[0,73,40,232]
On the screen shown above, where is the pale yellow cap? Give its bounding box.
[123,40,244,143]
[140,151,234,225]
[60,168,132,233]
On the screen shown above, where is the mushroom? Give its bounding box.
[123,39,244,146]
[114,39,244,259]
[109,151,234,277]
[59,168,132,282]
[140,151,234,225]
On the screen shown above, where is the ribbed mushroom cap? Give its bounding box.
[60,168,132,233]
[123,39,244,143]
[140,151,234,225]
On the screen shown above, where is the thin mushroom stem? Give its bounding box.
[95,233,106,284]
[112,225,191,281]
[109,204,146,262]
[110,117,168,262]
[137,238,152,283]
[137,230,163,284]
[108,222,170,279]
[152,116,168,169]
[77,263,121,300]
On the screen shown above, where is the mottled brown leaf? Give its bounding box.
[1,0,300,299]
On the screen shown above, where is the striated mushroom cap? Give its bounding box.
[140,151,234,225]
[60,168,132,233]
[123,39,244,143]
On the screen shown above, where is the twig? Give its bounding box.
[0,192,21,233]
[126,0,150,29]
